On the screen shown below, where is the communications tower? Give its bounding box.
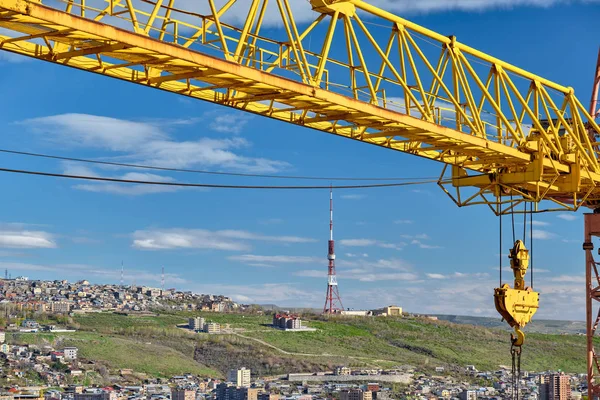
[323,188,343,314]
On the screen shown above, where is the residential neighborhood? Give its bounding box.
[0,278,242,315]
[0,278,584,399]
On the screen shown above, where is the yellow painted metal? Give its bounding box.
[494,240,539,346]
[0,0,599,212]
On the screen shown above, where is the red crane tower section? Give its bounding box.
[585,48,600,400]
[323,188,343,315]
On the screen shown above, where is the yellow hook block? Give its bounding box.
[494,240,540,347]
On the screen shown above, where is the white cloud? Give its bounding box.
[340,239,376,247]
[340,238,405,250]
[0,223,56,249]
[209,113,252,134]
[229,255,320,264]
[132,228,313,251]
[411,239,442,249]
[133,229,249,251]
[66,165,180,196]
[345,253,369,258]
[20,114,166,151]
[294,269,418,282]
[341,194,366,200]
[532,221,550,226]
[132,228,314,250]
[557,214,578,221]
[394,220,413,224]
[532,229,557,240]
[295,256,414,282]
[357,273,419,282]
[427,273,446,279]
[18,114,291,195]
[217,230,315,243]
[368,258,411,271]
[402,233,430,240]
[548,275,584,283]
[247,263,276,268]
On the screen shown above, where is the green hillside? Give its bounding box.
[8,312,589,379]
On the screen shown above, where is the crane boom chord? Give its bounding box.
[0,0,599,212]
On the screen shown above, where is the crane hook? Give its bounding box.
[511,326,525,347]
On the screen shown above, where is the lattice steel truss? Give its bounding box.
[0,0,599,213]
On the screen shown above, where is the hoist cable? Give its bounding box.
[530,206,534,289]
[510,194,516,244]
[523,202,527,242]
[499,204,503,286]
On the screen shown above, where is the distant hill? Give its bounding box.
[260,305,586,335]
[435,314,586,335]
[11,311,587,379]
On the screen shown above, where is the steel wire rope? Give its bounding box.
[499,202,503,286]
[530,204,534,289]
[0,166,437,190]
[511,194,516,243]
[523,201,527,242]
[0,149,437,182]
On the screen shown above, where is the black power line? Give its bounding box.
[0,166,437,190]
[0,149,436,182]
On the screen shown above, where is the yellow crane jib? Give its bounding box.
[494,240,539,347]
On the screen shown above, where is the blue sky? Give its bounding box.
[0,0,598,320]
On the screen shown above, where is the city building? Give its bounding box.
[237,388,259,400]
[258,394,280,400]
[204,322,221,334]
[335,366,352,376]
[340,389,371,400]
[373,305,402,317]
[51,302,71,313]
[228,367,251,388]
[189,317,205,331]
[366,384,380,393]
[0,331,5,343]
[540,374,572,400]
[272,314,304,330]
[63,347,78,360]
[73,392,113,400]
[459,390,477,400]
[171,389,196,400]
[216,383,237,400]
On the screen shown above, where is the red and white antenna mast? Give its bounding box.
[323,187,343,314]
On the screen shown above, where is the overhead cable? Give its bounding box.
[0,149,436,182]
[0,166,437,190]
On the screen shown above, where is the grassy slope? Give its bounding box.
[247,317,585,372]
[10,329,219,378]
[10,312,588,377]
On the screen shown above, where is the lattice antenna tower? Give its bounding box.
[323,187,344,314]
